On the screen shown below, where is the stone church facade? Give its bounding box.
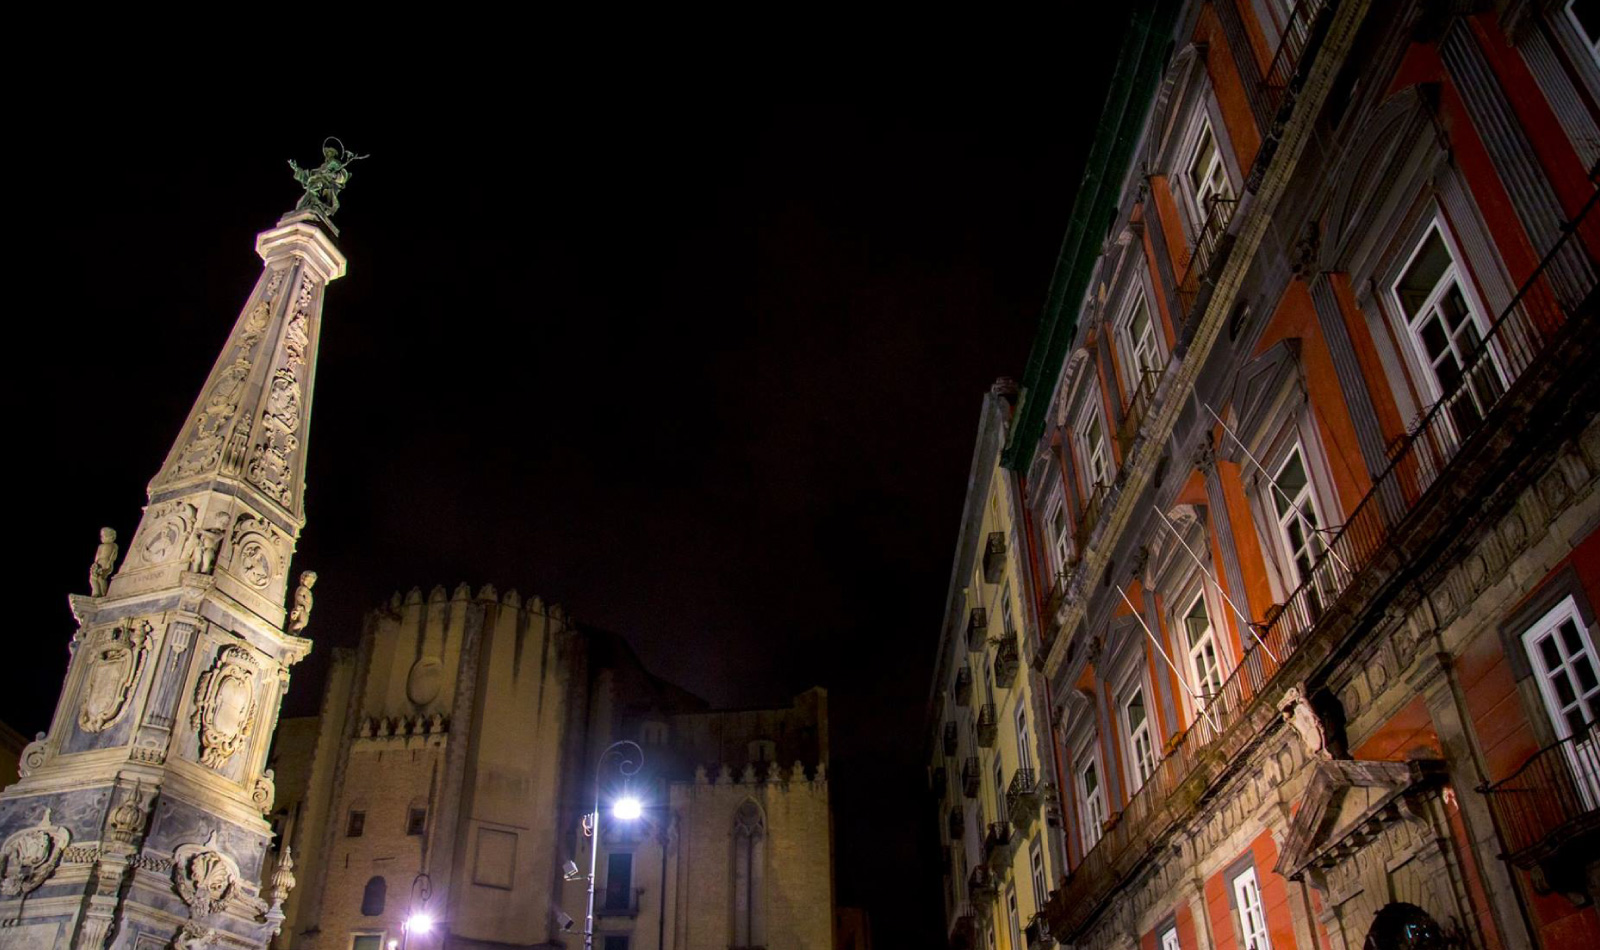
[930,2,1599,950]
[269,587,835,950]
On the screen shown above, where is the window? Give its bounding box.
[1076,396,1112,495]
[1522,596,1600,740]
[407,806,427,836]
[1078,758,1106,851]
[1007,888,1022,950]
[1183,593,1225,703]
[1567,0,1600,63]
[604,938,630,950]
[1186,117,1233,224]
[1016,706,1033,775]
[1391,221,1502,416]
[1120,291,1162,396]
[1029,838,1047,911]
[1048,495,1073,571]
[993,756,1006,818]
[1232,867,1272,950]
[732,800,766,947]
[605,852,634,911]
[1270,444,1330,612]
[346,809,365,837]
[1123,685,1156,791]
[1002,582,1015,637]
[749,738,775,762]
[360,876,386,916]
[351,936,384,950]
[1161,926,1181,950]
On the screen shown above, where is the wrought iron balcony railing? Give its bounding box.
[976,704,998,748]
[949,903,978,950]
[983,531,1008,583]
[1040,565,1078,644]
[968,864,998,906]
[1025,913,1056,950]
[1176,195,1239,321]
[995,632,1021,687]
[1044,184,1596,942]
[1480,719,1600,894]
[962,756,981,798]
[1261,0,1330,113]
[1075,482,1111,549]
[967,607,989,649]
[1117,367,1163,458]
[955,664,974,705]
[984,818,1014,862]
[943,720,959,756]
[1007,767,1040,824]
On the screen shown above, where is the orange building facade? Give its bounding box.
[929,1,1599,949]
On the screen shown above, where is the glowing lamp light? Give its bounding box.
[612,796,643,821]
[406,913,435,935]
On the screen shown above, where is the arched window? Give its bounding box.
[731,800,766,948]
[360,876,386,916]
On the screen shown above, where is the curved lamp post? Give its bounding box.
[400,871,433,950]
[585,740,644,950]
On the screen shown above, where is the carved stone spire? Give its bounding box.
[0,165,351,949]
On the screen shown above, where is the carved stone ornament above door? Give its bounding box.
[191,645,260,770]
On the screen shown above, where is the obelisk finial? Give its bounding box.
[287,137,368,234]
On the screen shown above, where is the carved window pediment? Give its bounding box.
[1274,758,1447,884]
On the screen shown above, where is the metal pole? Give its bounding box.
[585,740,643,950]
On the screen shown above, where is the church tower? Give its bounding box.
[0,144,359,949]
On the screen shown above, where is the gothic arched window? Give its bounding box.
[360,876,386,916]
[732,800,766,948]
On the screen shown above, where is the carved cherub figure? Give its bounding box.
[89,528,118,596]
[288,571,317,633]
[184,513,229,575]
[1280,685,1331,760]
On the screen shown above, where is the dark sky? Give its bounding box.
[16,74,1123,941]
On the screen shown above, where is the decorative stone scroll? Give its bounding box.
[0,809,71,897]
[17,733,46,777]
[78,620,153,733]
[191,646,260,770]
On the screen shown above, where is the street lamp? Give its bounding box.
[583,740,644,950]
[399,872,433,950]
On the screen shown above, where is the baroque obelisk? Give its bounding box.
[0,141,362,949]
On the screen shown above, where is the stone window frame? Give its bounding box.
[1075,748,1108,854]
[345,805,366,838]
[349,931,388,950]
[1497,564,1600,749]
[1143,45,1244,248]
[1114,279,1167,404]
[1116,663,1159,796]
[1006,884,1023,950]
[1071,378,1114,500]
[1158,541,1237,727]
[1043,486,1074,574]
[1228,860,1273,950]
[405,801,427,837]
[1561,0,1600,64]
[1154,911,1181,950]
[1236,395,1344,610]
[1029,835,1048,914]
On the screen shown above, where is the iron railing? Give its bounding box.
[1262,0,1330,111]
[976,704,999,747]
[1177,195,1239,319]
[985,816,1015,861]
[962,756,982,798]
[955,665,974,705]
[996,632,1021,686]
[1007,767,1040,822]
[949,903,978,950]
[944,720,959,756]
[948,805,965,838]
[1117,368,1163,457]
[967,607,989,649]
[968,864,998,905]
[1480,720,1600,865]
[1046,190,1596,939]
[984,531,1009,582]
[1076,482,1111,548]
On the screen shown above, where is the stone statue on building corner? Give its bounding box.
[183,513,229,575]
[89,527,118,596]
[288,571,316,633]
[1280,685,1331,760]
[288,138,368,224]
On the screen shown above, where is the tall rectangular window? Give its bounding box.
[351,936,383,950]
[1271,444,1329,611]
[1184,594,1225,702]
[1233,867,1272,950]
[1123,685,1156,791]
[1160,926,1181,950]
[1566,0,1599,62]
[346,810,365,838]
[1392,221,1502,417]
[1187,117,1233,223]
[1007,888,1022,950]
[1078,758,1106,852]
[1029,838,1047,911]
[1076,398,1111,494]
[994,756,1006,818]
[605,852,633,911]
[1122,292,1162,391]
[1016,706,1033,775]
[1521,595,1600,808]
[1049,496,1072,571]
[1002,582,1015,637]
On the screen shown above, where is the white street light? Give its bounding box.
[612,796,642,821]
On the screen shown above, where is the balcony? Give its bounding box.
[597,886,645,917]
[947,806,964,839]
[1261,0,1331,115]
[984,817,1014,863]
[995,633,1021,688]
[1117,367,1162,458]
[1025,914,1056,950]
[1075,483,1110,549]
[976,704,998,748]
[968,864,998,907]
[943,721,959,756]
[1480,720,1600,897]
[949,904,978,950]
[1006,767,1040,825]
[955,665,974,705]
[962,756,981,798]
[1044,190,1596,941]
[966,607,989,649]
[932,765,948,797]
[1176,195,1239,322]
[1040,565,1078,645]
[983,531,1008,583]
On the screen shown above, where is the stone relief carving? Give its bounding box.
[252,769,276,813]
[246,274,314,507]
[182,512,230,575]
[191,646,260,770]
[227,514,283,592]
[265,845,296,915]
[78,620,153,734]
[172,920,216,950]
[172,831,240,919]
[107,782,151,844]
[1281,685,1332,761]
[0,809,71,898]
[133,502,198,567]
[89,527,118,596]
[287,571,316,633]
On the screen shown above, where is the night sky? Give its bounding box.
[17,72,1123,941]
